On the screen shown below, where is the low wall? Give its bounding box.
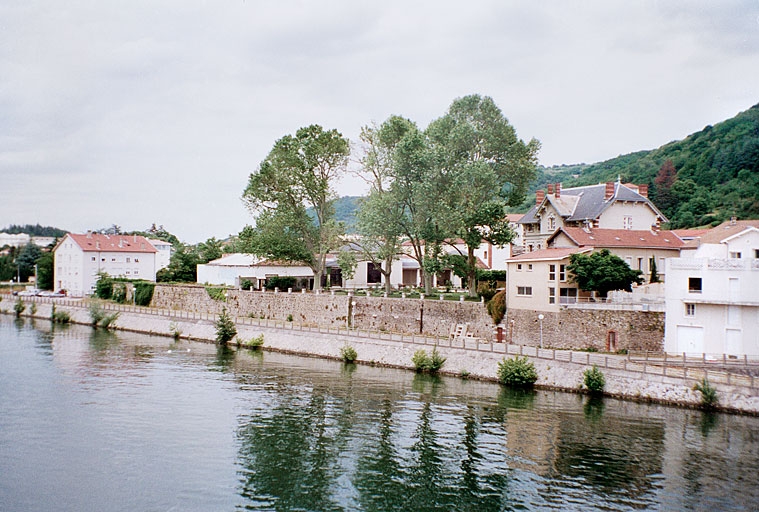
[151,285,493,338]
[506,308,664,352]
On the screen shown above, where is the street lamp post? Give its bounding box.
[538,314,544,349]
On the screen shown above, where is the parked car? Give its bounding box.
[18,288,41,297]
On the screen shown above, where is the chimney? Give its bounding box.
[547,183,554,195]
[637,184,648,198]
[86,230,92,239]
[555,182,561,198]
[731,216,737,225]
[605,181,615,200]
[535,190,545,206]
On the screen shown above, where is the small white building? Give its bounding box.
[664,220,759,356]
[197,254,313,288]
[53,233,158,297]
[147,238,173,271]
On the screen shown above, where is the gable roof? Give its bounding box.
[64,233,157,253]
[507,247,589,262]
[548,227,684,250]
[682,220,759,249]
[519,182,667,224]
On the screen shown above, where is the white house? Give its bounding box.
[147,239,173,271]
[53,233,158,297]
[197,254,314,289]
[664,220,759,356]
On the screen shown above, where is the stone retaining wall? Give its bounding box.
[151,285,493,338]
[506,308,664,352]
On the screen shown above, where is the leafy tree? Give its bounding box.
[198,237,223,263]
[653,159,677,212]
[16,243,42,282]
[649,257,660,284]
[156,243,200,282]
[567,249,644,297]
[242,124,350,290]
[1,224,66,237]
[36,251,54,290]
[426,95,540,296]
[497,356,538,387]
[215,307,237,344]
[336,250,357,281]
[354,118,414,293]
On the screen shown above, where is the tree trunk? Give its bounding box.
[383,254,394,294]
[467,245,477,297]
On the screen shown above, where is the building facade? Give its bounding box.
[53,233,158,297]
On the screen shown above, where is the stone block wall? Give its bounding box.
[506,308,664,352]
[151,285,495,338]
[351,297,493,338]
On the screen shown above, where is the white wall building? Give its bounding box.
[147,239,173,271]
[664,220,759,356]
[53,233,158,297]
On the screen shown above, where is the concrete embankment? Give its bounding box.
[4,297,759,415]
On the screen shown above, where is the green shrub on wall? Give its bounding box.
[497,356,538,388]
[205,286,227,302]
[134,282,155,306]
[412,347,446,373]
[583,365,606,394]
[265,276,296,291]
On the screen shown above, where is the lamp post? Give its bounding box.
[538,314,544,349]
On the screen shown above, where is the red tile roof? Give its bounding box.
[507,247,588,262]
[66,233,158,253]
[553,227,684,249]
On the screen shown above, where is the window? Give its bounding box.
[517,264,523,271]
[623,216,633,230]
[729,251,742,259]
[559,288,578,304]
[133,269,139,275]
[688,277,702,293]
[126,257,131,263]
[527,264,533,271]
[111,258,116,262]
[549,287,556,304]
[549,264,556,281]
[367,262,382,284]
[559,264,566,281]
[548,215,556,231]
[685,303,695,316]
[517,286,533,296]
[135,258,139,263]
[637,257,644,271]
[91,256,96,261]
[560,288,576,303]
[102,258,105,262]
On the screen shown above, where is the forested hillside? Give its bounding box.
[534,103,759,228]
[1,224,67,237]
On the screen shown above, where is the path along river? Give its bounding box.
[1,316,758,511]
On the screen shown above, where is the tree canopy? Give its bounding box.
[242,124,350,290]
[567,249,644,297]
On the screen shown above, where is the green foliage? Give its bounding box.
[336,250,358,281]
[286,314,293,322]
[477,270,507,286]
[215,307,237,344]
[197,237,223,264]
[156,243,200,283]
[14,297,25,317]
[134,282,155,306]
[112,283,127,304]
[487,289,506,324]
[95,272,113,300]
[546,104,759,226]
[477,281,497,302]
[567,249,644,296]
[205,286,227,302]
[497,356,538,388]
[411,346,446,373]
[265,276,296,291]
[16,243,42,281]
[99,312,119,329]
[89,302,106,326]
[340,344,357,363]
[242,124,350,290]
[649,257,660,284]
[1,223,67,237]
[240,333,264,349]
[694,378,719,409]
[239,279,253,290]
[52,309,71,324]
[29,302,37,315]
[35,250,54,290]
[583,365,606,394]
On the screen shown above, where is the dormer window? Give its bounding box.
[548,215,556,231]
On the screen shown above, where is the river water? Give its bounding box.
[1,317,757,511]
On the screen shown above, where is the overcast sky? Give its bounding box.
[1,1,758,243]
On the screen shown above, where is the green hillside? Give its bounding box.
[534,104,759,228]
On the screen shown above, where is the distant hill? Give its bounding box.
[1,224,67,237]
[334,196,361,231]
[528,104,759,228]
